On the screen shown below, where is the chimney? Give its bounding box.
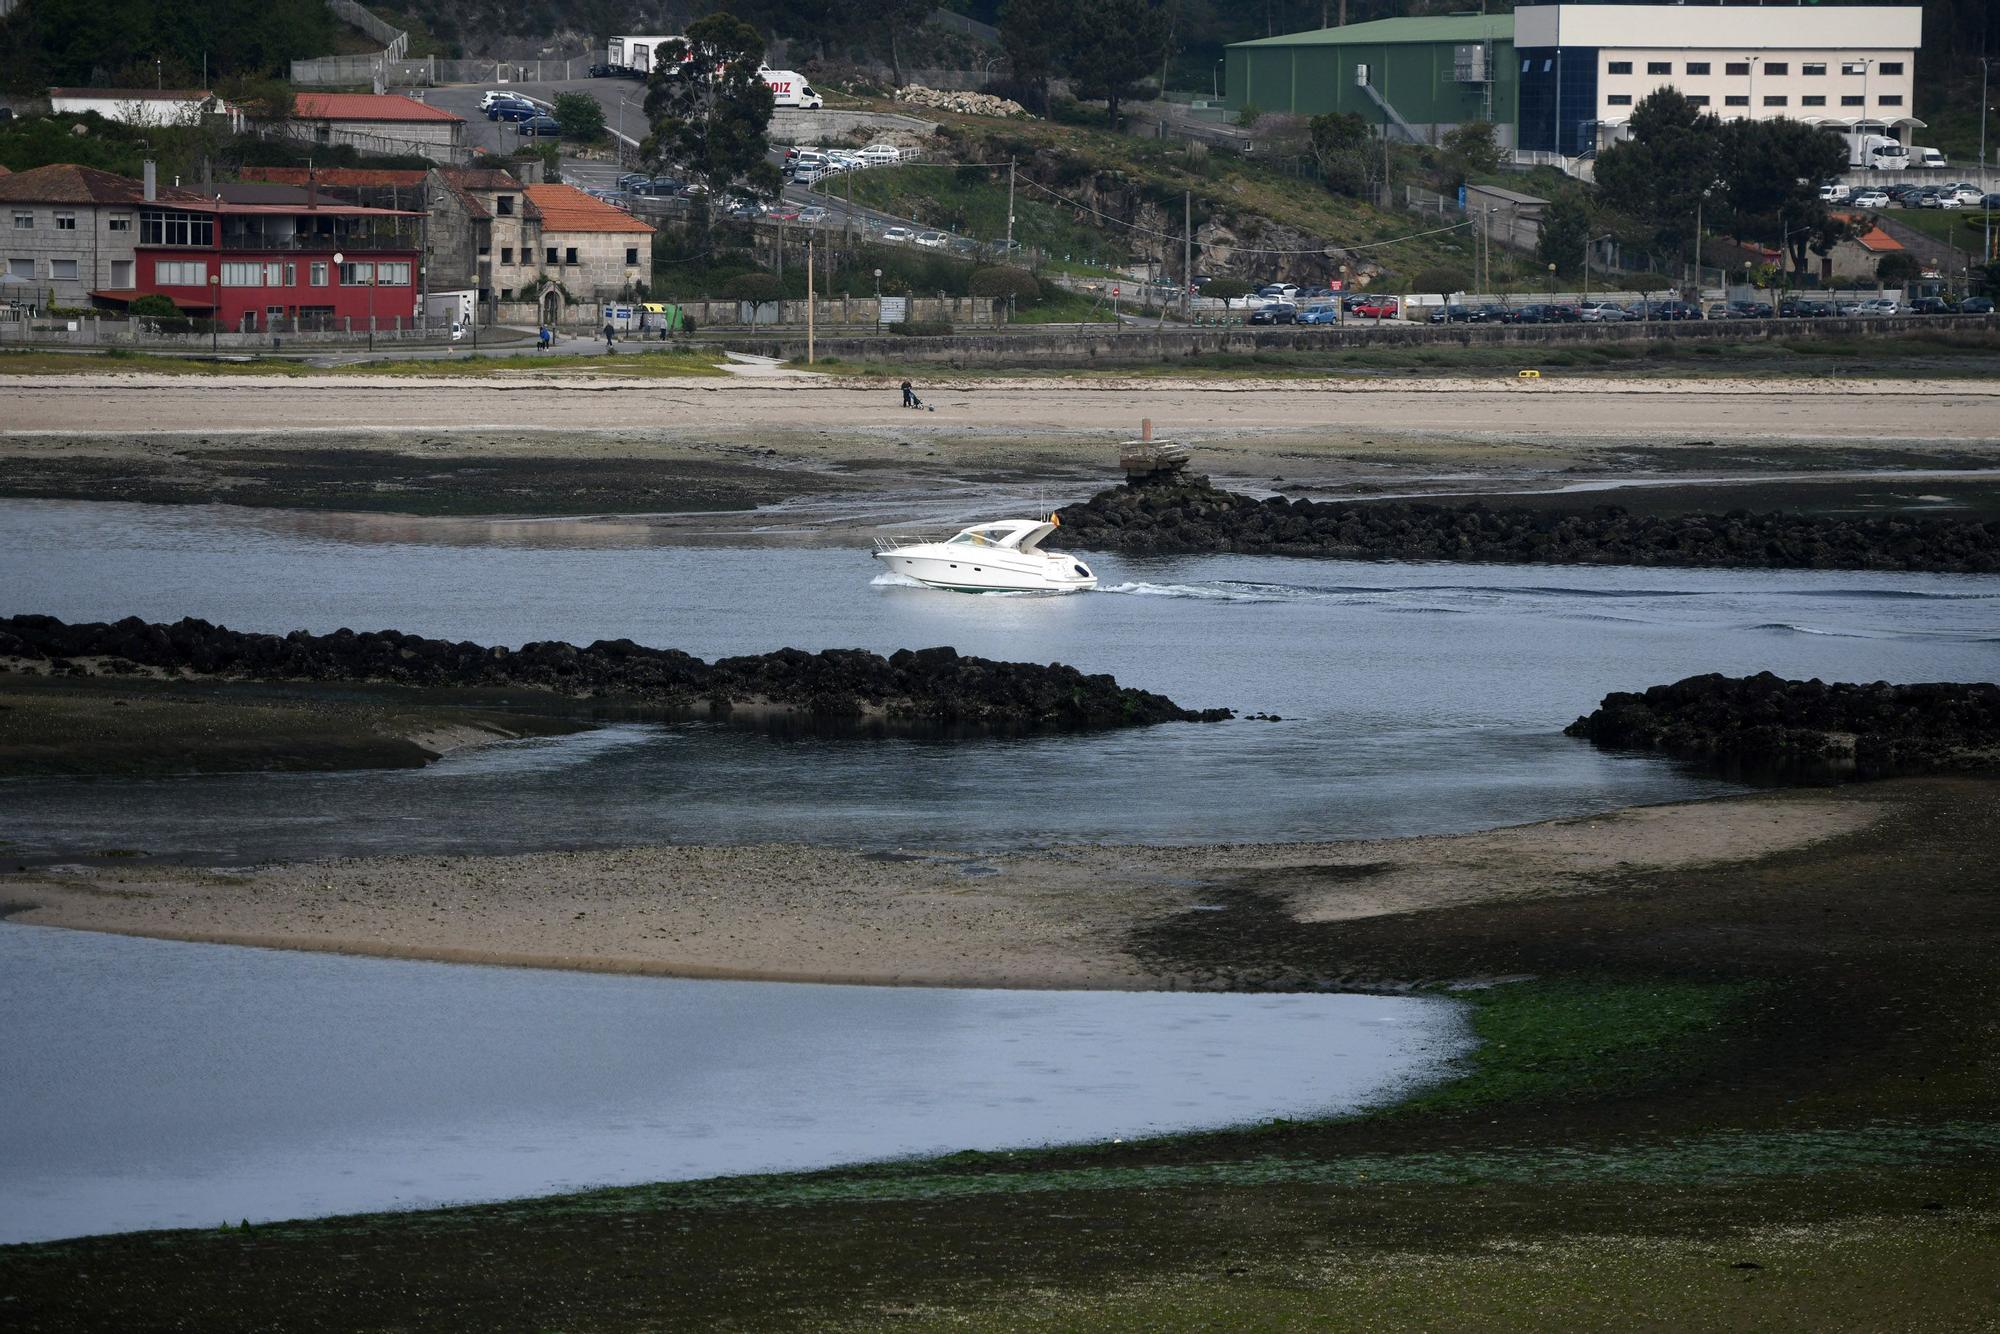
[143,160,156,202]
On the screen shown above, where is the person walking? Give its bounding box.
[603,319,616,352]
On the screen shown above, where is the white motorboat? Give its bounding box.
[873,518,1097,593]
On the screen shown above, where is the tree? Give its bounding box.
[552,92,607,141]
[1201,276,1253,303]
[998,0,1069,112]
[730,271,784,322]
[1876,251,1921,285]
[872,0,937,88]
[1308,111,1372,198]
[1065,0,1169,130]
[1435,120,1499,190]
[643,14,780,204]
[1410,264,1470,304]
[969,265,1041,302]
[1535,194,1595,281]
[1714,116,1846,279]
[1593,88,1720,260]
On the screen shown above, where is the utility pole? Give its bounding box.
[1982,56,1992,267]
[1183,190,1192,323]
[1006,159,1016,257]
[806,234,815,365]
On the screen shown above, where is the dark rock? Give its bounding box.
[1565,672,2000,780]
[0,615,1231,733]
[1053,476,2000,573]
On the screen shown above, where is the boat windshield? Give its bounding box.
[948,527,1021,548]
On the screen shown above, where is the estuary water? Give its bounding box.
[0,924,1468,1243]
[3,498,1996,862]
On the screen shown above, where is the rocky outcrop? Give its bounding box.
[1566,673,2000,778]
[0,615,1230,730]
[895,85,1030,118]
[1054,474,2000,573]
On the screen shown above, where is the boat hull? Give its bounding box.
[874,547,1096,593]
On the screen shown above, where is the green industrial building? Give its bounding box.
[1225,15,1519,147]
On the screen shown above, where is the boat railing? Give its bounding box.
[873,532,951,553]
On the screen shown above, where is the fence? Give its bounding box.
[328,0,406,57]
[246,120,474,166]
[0,314,473,349]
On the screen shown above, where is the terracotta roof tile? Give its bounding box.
[0,163,207,206]
[239,167,431,188]
[523,184,655,235]
[293,93,462,123]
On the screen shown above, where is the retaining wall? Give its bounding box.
[719,313,2000,367]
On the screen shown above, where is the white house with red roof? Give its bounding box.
[48,88,243,131]
[289,93,464,163]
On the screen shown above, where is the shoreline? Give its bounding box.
[0,783,1880,991]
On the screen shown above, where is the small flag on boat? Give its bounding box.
[1049,512,1060,527]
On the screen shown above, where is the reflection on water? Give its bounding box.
[0,498,1994,863]
[0,925,1470,1243]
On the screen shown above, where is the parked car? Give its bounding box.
[724,198,766,220]
[1258,283,1301,301]
[1985,194,2000,211]
[1730,301,1775,319]
[881,225,914,243]
[1960,296,1995,314]
[517,114,562,136]
[1248,302,1298,324]
[1464,303,1510,323]
[913,230,949,248]
[1909,296,1957,315]
[1786,299,1835,318]
[858,143,903,165]
[587,63,616,78]
[1858,297,1900,316]
[493,103,541,123]
[480,90,532,111]
[1544,303,1580,323]
[797,205,830,224]
[1298,304,1341,324]
[1507,303,1552,324]
[1651,300,1704,321]
[1351,297,1398,319]
[1576,301,1626,322]
[1850,189,1891,209]
[1950,186,1985,206]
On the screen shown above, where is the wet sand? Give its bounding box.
[0,787,1877,989]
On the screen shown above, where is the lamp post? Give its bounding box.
[1546,261,1556,299]
[1981,56,1992,266]
[1339,262,1349,324]
[208,272,219,353]
[873,267,882,332]
[1743,258,1754,314]
[1693,187,1711,289]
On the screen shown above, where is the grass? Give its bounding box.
[1884,206,1998,256]
[836,164,1133,270]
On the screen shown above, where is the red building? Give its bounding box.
[114,195,423,333]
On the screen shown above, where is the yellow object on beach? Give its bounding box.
[1518,369,1542,379]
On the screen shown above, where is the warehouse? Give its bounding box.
[1224,3,1922,160]
[1225,14,1518,148]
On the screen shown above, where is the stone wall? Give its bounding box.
[720,313,2000,366]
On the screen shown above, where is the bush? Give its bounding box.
[1876,251,1921,285]
[1201,277,1254,302]
[552,92,607,140]
[891,320,954,336]
[128,294,180,318]
[968,265,1040,302]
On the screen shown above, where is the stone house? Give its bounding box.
[288,93,464,163]
[0,162,208,307]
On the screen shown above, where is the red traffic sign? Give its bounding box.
[1330,280,1345,291]
[1112,286,1121,296]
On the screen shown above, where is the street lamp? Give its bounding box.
[1546,262,1556,298]
[208,272,219,353]
[873,267,882,332]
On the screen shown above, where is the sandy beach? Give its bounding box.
[0,787,1877,989]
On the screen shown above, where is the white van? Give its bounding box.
[761,69,823,109]
[1910,145,1948,170]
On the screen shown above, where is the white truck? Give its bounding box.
[424,289,476,338]
[1845,133,1909,171]
[760,69,823,109]
[606,35,681,77]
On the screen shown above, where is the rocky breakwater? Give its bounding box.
[1054,474,2000,573]
[0,615,1230,730]
[1567,673,2000,778]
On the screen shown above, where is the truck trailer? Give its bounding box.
[606,35,682,77]
[1844,132,1910,171]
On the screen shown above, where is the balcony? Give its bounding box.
[215,226,420,253]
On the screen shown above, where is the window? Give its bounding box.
[496,195,514,216]
[1647,61,1670,75]
[50,258,78,281]
[54,211,77,230]
[501,246,513,264]
[11,212,30,230]
[1802,63,1826,76]
[545,247,557,265]
[153,260,208,285]
[1842,61,1865,75]
[1841,94,1864,106]
[1726,61,1749,76]
[625,247,639,265]
[1607,60,1632,74]
[1542,59,1552,73]
[138,209,213,247]
[108,212,131,231]
[110,259,133,287]
[1764,62,1788,75]
[1607,94,1634,106]
[1802,94,1826,107]
[564,247,578,265]
[310,261,328,287]
[1686,62,1710,76]
[500,288,514,300]
[221,261,265,286]
[374,262,411,285]
[1879,94,1903,106]
[1725,95,1750,107]
[1880,61,1903,75]
[283,263,296,286]
[339,262,377,285]
[1764,95,1787,106]
[1687,95,1711,107]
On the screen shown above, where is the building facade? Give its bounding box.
[1514,4,1922,155]
[1226,3,1924,159]
[0,163,211,306]
[289,93,465,163]
[47,88,243,131]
